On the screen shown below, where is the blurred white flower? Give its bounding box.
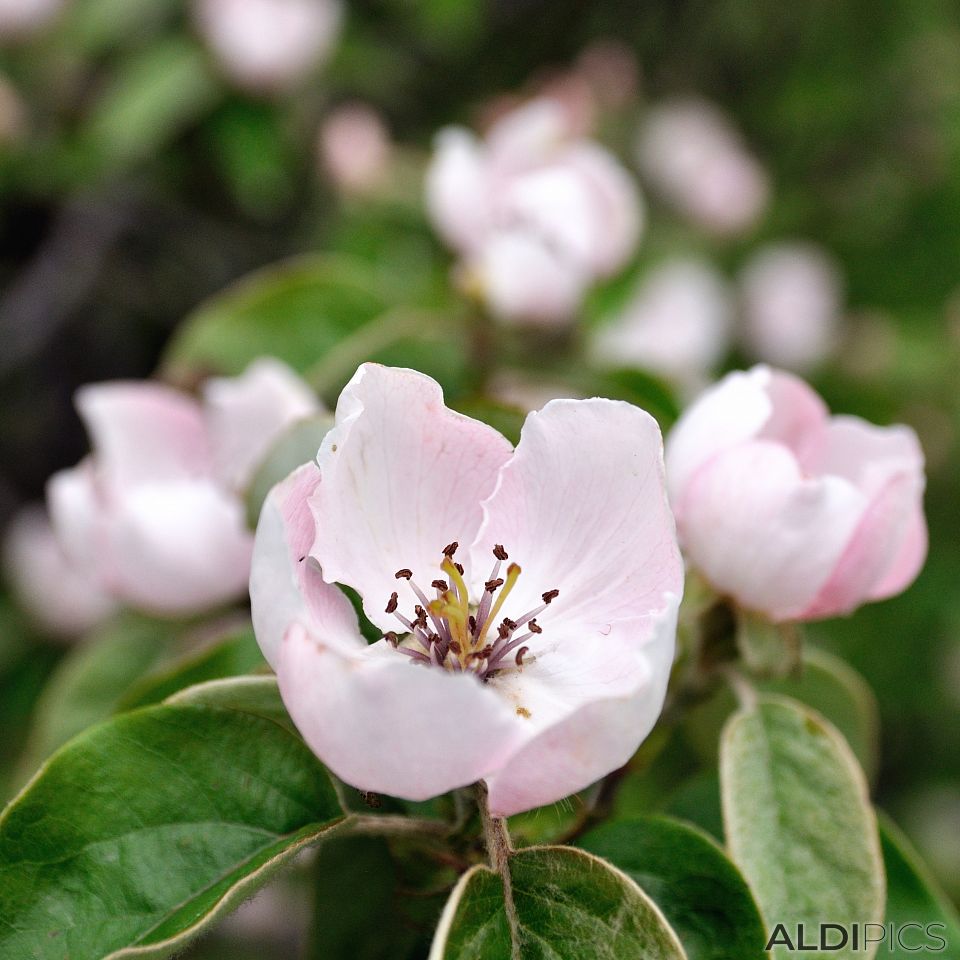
[3,505,116,640]
[0,0,64,38]
[592,257,733,391]
[318,103,391,197]
[195,0,342,94]
[637,98,769,235]
[739,242,843,371]
[426,97,643,326]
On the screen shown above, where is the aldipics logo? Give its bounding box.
[766,923,949,953]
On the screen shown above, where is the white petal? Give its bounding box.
[76,381,212,490]
[250,462,362,669]
[203,357,319,493]
[424,128,491,253]
[277,624,525,801]
[309,364,513,632]
[471,398,683,645]
[105,480,252,616]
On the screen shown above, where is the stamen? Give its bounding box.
[443,541,459,557]
[485,578,505,593]
[455,562,464,575]
[528,619,542,634]
[493,544,508,560]
[395,568,413,580]
[477,562,521,643]
[542,589,559,604]
[397,646,432,664]
[383,631,400,647]
[385,592,398,614]
[432,579,448,592]
[514,646,529,667]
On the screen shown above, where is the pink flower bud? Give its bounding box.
[425,98,643,325]
[47,359,318,618]
[318,103,391,197]
[739,242,843,371]
[195,0,342,94]
[665,366,927,621]
[637,99,769,236]
[3,505,116,640]
[250,364,682,815]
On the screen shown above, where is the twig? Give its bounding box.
[474,781,521,960]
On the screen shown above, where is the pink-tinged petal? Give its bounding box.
[105,480,252,616]
[800,468,926,619]
[665,366,827,505]
[474,230,588,326]
[869,502,927,601]
[310,365,514,632]
[486,98,572,171]
[250,462,361,669]
[679,440,867,620]
[76,382,211,490]
[472,398,683,645]
[2,505,116,640]
[203,358,319,493]
[424,128,491,253]
[277,624,525,801]
[562,142,643,276]
[46,463,108,577]
[485,597,679,817]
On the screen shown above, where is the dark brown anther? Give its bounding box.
[480,644,493,658]
[455,562,464,575]
[384,631,400,647]
[468,615,477,633]
[485,577,505,593]
[493,544,508,560]
[449,640,462,655]
[431,579,448,591]
[502,617,517,631]
[542,589,559,604]
[414,604,425,617]
[427,632,440,645]
[395,568,413,580]
[298,555,306,563]
[515,646,529,667]
[416,610,428,628]
[443,541,459,557]
[529,619,542,634]
[385,592,399,614]
[498,621,512,640]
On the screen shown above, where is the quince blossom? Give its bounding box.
[666,366,927,621]
[47,358,317,617]
[250,364,682,816]
[425,98,643,326]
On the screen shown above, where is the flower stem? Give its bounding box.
[474,781,521,960]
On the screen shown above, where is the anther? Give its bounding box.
[502,617,517,631]
[493,544,508,560]
[485,578,504,593]
[432,579,448,591]
[449,640,462,655]
[455,562,464,575]
[498,621,512,640]
[443,541,459,557]
[383,631,400,647]
[542,589,559,604]
[468,615,477,633]
[528,619,542,634]
[395,568,413,580]
[385,592,398,614]
[515,646,529,667]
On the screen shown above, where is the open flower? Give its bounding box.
[425,97,643,326]
[47,358,318,617]
[250,364,682,816]
[665,366,927,621]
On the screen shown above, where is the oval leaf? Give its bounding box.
[429,845,687,960]
[578,815,767,960]
[0,696,344,959]
[720,695,884,960]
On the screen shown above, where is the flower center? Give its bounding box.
[382,542,558,682]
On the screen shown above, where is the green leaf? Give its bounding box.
[76,37,221,174]
[720,695,885,960]
[162,255,468,399]
[876,815,960,958]
[165,675,296,735]
[245,414,334,527]
[429,845,687,960]
[14,613,176,781]
[0,696,344,959]
[116,625,266,711]
[578,816,767,960]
